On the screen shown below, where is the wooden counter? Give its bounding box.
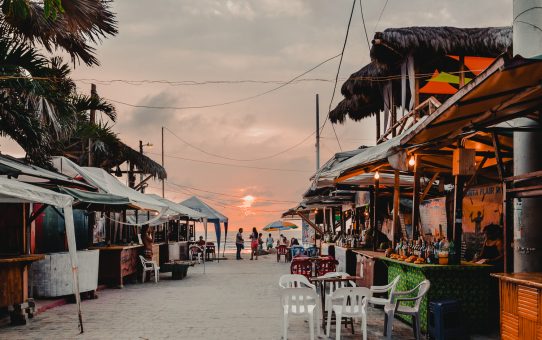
[0,254,44,309]
[352,250,387,288]
[90,245,142,288]
[492,272,542,339]
[381,257,494,333]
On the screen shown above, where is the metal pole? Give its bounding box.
[316,94,320,171]
[161,126,165,198]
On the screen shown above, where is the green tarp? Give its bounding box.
[58,186,132,210]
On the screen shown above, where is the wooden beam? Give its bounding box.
[412,157,421,239]
[463,156,488,194]
[134,174,153,191]
[492,132,505,182]
[296,212,324,235]
[451,175,465,264]
[505,170,542,182]
[420,172,440,201]
[372,180,379,251]
[392,170,400,247]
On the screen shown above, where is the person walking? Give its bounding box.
[235,228,244,260]
[266,233,274,250]
[250,227,259,260]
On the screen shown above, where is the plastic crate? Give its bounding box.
[428,300,465,340]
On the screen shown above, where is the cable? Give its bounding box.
[163,126,315,162]
[373,0,389,33]
[167,181,299,204]
[74,78,338,87]
[359,0,371,50]
[106,53,341,111]
[146,151,312,173]
[322,0,358,152]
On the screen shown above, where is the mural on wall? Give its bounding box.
[302,217,315,246]
[463,184,503,236]
[420,197,448,238]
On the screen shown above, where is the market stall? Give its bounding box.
[381,256,492,333]
[0,177,82,330]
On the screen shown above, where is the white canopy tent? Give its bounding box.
[52,157,168,225]
[0,177,83,331]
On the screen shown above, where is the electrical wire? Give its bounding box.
[358,0,371,50]
[167,181,299,204]
[105,53,341,111]
[163,126,315,162]
[373,0,389,33]
[322,0,358,152]
[74,78,339,87]
[146,151,312,173]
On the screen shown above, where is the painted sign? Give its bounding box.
[420,197,447,238]
[463,184,502,236]
[302,218,315,246]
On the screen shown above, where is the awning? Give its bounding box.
[0,154,95,190]
[58,186,133,211]
[401,56,542,146]
[147,194,205,220]
[0,177,83,331]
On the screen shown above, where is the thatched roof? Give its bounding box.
[371,26,511,66]
[102,141,167,180]
[330,26,512,124]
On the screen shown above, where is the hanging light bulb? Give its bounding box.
[408,155,416,167]
[374,171,380,180]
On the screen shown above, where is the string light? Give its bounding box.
[374,171,380,180]
[409,155,416,167]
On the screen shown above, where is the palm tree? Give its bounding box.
[0,0,118,65]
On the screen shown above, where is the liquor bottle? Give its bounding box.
[420,239,426,260]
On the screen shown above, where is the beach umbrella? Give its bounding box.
[263,220,299,231]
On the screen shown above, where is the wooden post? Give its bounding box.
[502,182,508,273]
[373,179,379,251]
[88,84,97,167]
[412,157,421,239]
[459,56,465,88]
[452,175,465,265]
[392,170,400,247]
[376,111,381,142]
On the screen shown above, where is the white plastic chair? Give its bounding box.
[139,255,159,283]
[384,279,431,340]
[370,275,401,307]
[281,288,319,340]
[279,274,316,290]
[320,272,356,314]
[278,274,322,333]
[326,287,371,340]
[189,245,203,263]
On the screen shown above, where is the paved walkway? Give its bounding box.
[0,253,419,339]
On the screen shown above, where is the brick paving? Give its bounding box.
[0,253,449,339]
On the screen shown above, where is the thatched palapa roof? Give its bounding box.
[102,141,167,180]
[330,26,512,124]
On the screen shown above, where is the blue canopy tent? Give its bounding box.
[179,196,228,260]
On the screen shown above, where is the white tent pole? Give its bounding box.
[203,217,207,274]
[63,205,83,333]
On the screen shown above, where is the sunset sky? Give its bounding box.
[1,0,512,230]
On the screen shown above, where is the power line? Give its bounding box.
[373,0,389,33]
[163,126,315,162]
[323,0,358,152]
[146,151,312,173]
[167,181,299,204]
[74,78,339,87]
[106,53,341,111]
[359,0,371,49]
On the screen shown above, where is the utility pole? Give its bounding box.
[316,94,320,171]
[161,126,165,198]
[88,84,97,166]
[139,140,144,193]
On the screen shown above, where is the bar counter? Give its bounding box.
[491,272,542,339]
[89,245,142,288]
[0,255,44,306]
[380,257,493,333]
